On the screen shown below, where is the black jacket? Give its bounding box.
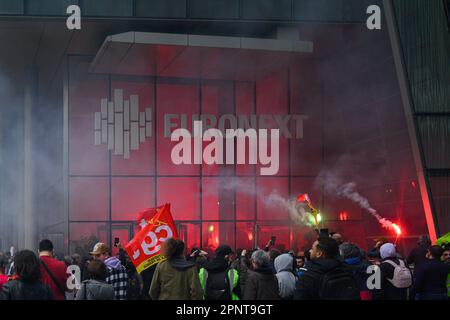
[343,258,372,293]
[414,259,450,295]
[243,265,280,300]
[202,256,241,299]
[230,256,250,294]
[407,245,430,270]
[294,258,357,300]
[373,258,410,300]
[0,280,53,300]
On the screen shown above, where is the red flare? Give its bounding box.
[392,223,402,236]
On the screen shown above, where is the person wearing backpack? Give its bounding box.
[339,242,373,300]
[75,259,115,300]
[199,245,241,300]
[373,243,412,300]
[294,237,360,300]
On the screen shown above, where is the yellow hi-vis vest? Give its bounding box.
[199,268,239,300]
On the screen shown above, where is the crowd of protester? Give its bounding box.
[0,233,449,300]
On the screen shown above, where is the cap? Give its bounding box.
[89,242,110,256]
[215,244,233,257]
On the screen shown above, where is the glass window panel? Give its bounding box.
[202,177,235,221]
[69,223,109,256]
[111,224,132,256]
[176,222,201,254]
[69,177,109,221]
[157,177,200,220]
[236,222,255,250]
[69,59,109,175]
[201,84,220,176]
[156,83,200,176]
[111,79,155,175]
[255,223,290,252]
[111,177,154,221]
[236,177,255,221]
[256,177,289,221]
[236,82,257,176]
[202,222,235,253]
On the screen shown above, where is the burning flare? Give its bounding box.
[391,223,402,236]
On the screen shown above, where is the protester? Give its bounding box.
[199,244,240,300]
[140,264,157,300]
[295,255,307,278]
[339,242,372,300]
[331,233,344,246]
[368,236,388,261]
[188,247,208,272]
[0,250,53,300]
[0,253,8,289]
[373,243,412,300]
[38,239,69,300]
[116,241,143,300]
[75,259,115,300]
[90,242,128,300]
[230,249,250,294]
[123,255,143,300]
[274,253,296,300]
[407,235,432,270]
[6,247,15,277]
[442,248,450,298]
[243,250,280,300]
[294,237,359,300]
[150,238,203,300]
[414,245,450,300]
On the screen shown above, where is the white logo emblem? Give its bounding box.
[94,89,152,159]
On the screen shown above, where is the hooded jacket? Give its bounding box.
[274,254,296,300]
[149,258,203,300]
[372,257,410,300]
[294,258,359,300]
[243,264,280,300]
[199,256,241,300]
[75,279,115,300]
[343,257,372,300]
[104,256,128,300]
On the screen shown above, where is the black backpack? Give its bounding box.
[203,269,232,300]
[318,267,360,300]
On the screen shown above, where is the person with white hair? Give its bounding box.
[373,243,412,300]
[243,250,280,300]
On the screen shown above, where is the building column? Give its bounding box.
[19,65,38,250]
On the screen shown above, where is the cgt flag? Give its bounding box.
[125,203,178,273]
[136,206,163,231]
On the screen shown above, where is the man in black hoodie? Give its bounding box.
[294,237,360,300]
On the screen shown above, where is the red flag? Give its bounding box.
[126,203,178,273]
[297,193,311,204]
[136,206,163,231]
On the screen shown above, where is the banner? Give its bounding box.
[136,206,163,231]
[125,203,178,273]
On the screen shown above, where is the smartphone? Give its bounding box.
[114,237,120,247]
[271,236,276,246]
